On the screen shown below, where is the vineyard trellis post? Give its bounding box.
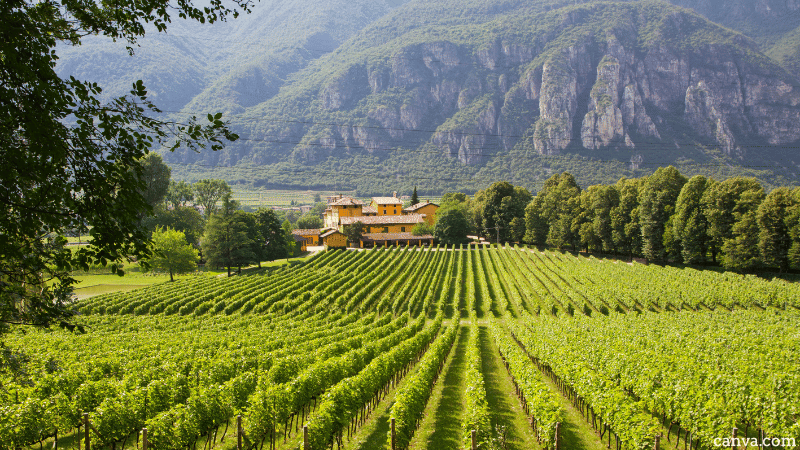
[391,418,396,450]
[654,434,660,450]
[84,413,90,450]
[471,429,477,450]
[303,425,309,450]
[142,428,148,450]
[555,422,560,450]
[237,415,242,450]
[731,428,737,450]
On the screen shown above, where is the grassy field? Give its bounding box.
[230,188,442,209]
[230,188,356,208]
[69,252,316,299]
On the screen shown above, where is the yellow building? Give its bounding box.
[323,197,365,228]
[339,214,426,234]
[317,193,437,248]
[370,196,404,216]
[403,201,439,226]
[321,229,348,249]
[292,229,322,247]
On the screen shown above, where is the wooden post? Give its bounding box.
[555,422,560,450]
[391,418,396,450]
[654,434,660,450]
[731,427,737,450]
[142,428,148,450]
[237,415,242,450]
[53,430,57,450]
[471,429,477,450]
[83,413,90,450]
[303,425,309,450]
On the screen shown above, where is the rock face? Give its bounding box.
[271,2,800,166]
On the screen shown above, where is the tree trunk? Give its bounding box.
[169,268,174,282]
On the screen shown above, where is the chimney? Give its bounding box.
[393,191,397,198]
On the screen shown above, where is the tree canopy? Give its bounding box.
[0,0,246,333]
[147,227,199,282]
[434,206,470,245]
[194,179,233,219]
[202,195,255,276]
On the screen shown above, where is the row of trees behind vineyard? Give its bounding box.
[110,154,304,279]
[445,167,800,272]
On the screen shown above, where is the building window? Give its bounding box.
[383,209,387,214]
[401,227,405,232]
[383,227,389,233]
[394,209,397,214]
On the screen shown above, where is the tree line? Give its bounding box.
[134,154,300,279]
[436,167,799,272]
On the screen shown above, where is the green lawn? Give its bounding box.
[70,252,316,299]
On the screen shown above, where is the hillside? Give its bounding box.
[54,0,800,194]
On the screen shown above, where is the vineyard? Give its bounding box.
[2,246,799,450]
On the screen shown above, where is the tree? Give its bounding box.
[343,221,365,246]
[757,187,797,272]
[144,205,205,246]
[296,214,323,230]
[611,177,645,259]
[788,188,800,269]
[722,208,761,271]
[411,186,419,206]
[412,222,434,236]
[673,175,711,264]
[441,192,468,205]
[590,185,619,253]
[147,228,199,282]
[434,206,470,245]
[282,220,297,256]
[255,209,288,262]
[165,181,195,209]
[0,0,243,333]
[702,177,764,263]
[639,166,687,261]
[138,153,171,208]
[524,173,581,248]
[475,182,532,243]
[202,195,254,277]
[194,179,232,219]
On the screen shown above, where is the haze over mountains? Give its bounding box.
[57,0,800,195]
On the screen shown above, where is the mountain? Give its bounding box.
[55,0,800,194]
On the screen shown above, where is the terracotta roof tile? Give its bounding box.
[330,197,364,206]
[339,214,425,226]
[371,197,404,205]
[320,229,344,238]
[361,206,377,214]
[404,201,439,212]
[292,228,321,236]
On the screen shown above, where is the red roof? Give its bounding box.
[339,214,425,226]
[404,201,439,212]
[292,228,321,236]
[330,197,364,206]
[320,229,344,239]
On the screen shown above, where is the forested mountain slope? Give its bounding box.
[55,0,800,194]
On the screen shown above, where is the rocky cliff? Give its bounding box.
[253,2,800,169]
